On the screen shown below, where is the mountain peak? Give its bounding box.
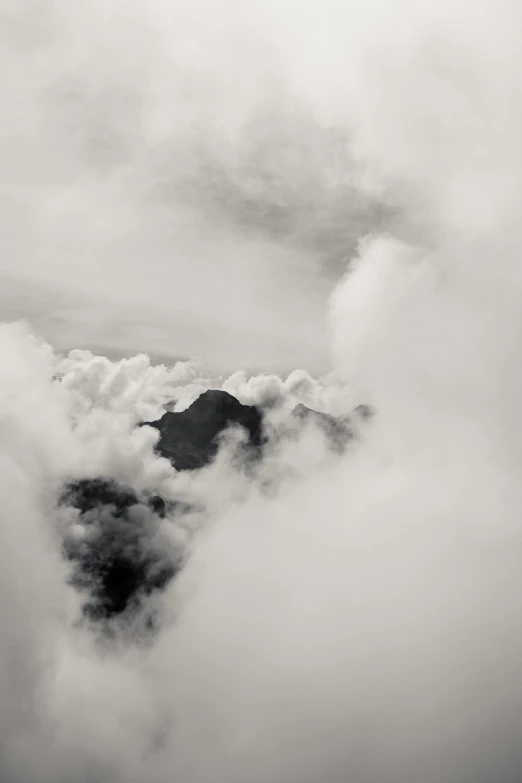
[143,389,263,471]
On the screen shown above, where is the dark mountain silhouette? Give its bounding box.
[144,389,373,470]
[143,389,264,470]
[59,393,371,626]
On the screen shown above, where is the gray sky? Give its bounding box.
[0,0,391,373]
[4,3,522,782]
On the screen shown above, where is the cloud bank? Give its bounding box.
[2,0,522,782]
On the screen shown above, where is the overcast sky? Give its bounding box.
[4,3,522,782]
[0,0,395,373]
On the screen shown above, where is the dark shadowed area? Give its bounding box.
[60,478,180,624]
[143,389,265,470]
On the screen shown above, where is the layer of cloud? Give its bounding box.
[2,307,522,783]
[3,0,522,781]
[0,320,354,783]
[54,346,356,418]
[0,0,394,372]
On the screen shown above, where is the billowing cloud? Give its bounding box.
[2,0,522,782]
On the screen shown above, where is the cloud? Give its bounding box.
[2,0,522,782]
[0,320,350,782]
[0,0,391,372]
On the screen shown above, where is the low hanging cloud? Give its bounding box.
[55,346,357,417]
[3,0,522,782]
[0,320,359,783]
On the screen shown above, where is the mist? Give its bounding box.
[2,0,522,782]
[0,0,392,372]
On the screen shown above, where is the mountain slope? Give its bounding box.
[143,389,264,470]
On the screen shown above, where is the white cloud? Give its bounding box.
[2,0,522,781]
[0,0,388,372]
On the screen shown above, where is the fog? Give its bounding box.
[0,0,392,371]
[2,0,522,781]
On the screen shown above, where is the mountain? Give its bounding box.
[142,389,264,470]
[60,478,180,624]
[288,402,352,451]
[60,392,371,626]
[144,390,372,470]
